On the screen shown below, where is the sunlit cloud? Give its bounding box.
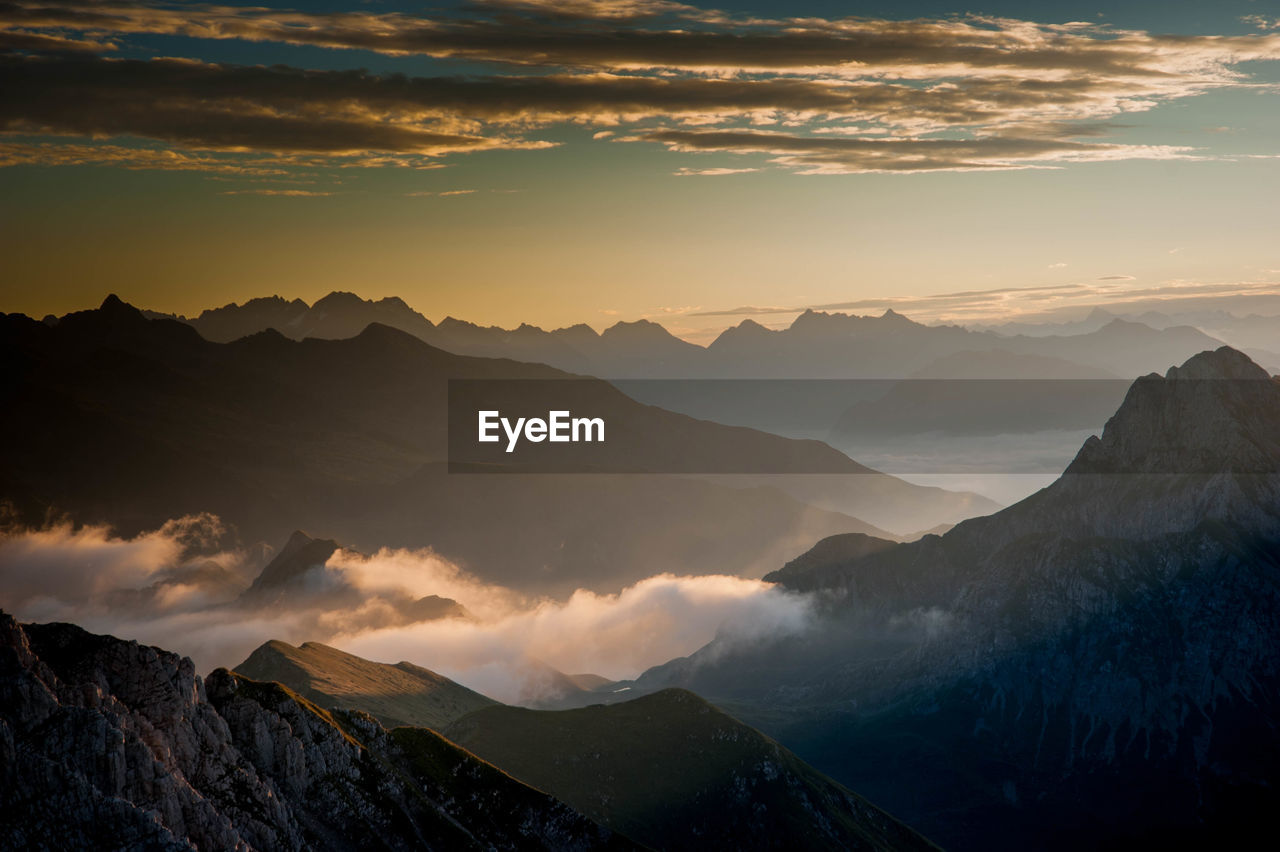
[1,2,1278,176]
[218,189,336,197]
[674,166,758,175]
[0,516,814,702]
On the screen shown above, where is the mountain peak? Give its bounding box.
[1065,346,1279,475]
[313,290,365,308]
[1166,345,1270,381]
[280,529,317,559]
[93,293,146,323]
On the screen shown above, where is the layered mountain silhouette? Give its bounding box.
[625,348,1280,849]
[0,612,630,850]
[1,296,996,592]
[157,291,1236,380]
[980,306,1280,370]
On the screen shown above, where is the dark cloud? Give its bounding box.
[0,55,537,157]
[4,1,1278,78]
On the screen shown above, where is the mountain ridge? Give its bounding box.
[0,611,630,850]
[624,346,1280,849]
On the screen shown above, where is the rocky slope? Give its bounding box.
[0,612,628,850]
[633,348,1280,849]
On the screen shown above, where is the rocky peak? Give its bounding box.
[1066,346,1280,476]
[0,611,624,850]
[240,531,339,603]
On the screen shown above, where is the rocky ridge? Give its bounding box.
[0,612,627,851]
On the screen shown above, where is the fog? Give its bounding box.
[0,515,815,704]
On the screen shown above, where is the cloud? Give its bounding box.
[404,189,478,197]
[1243,15,1280,31]
[674,166,757,176]
[636,127,1197,173]
[683,278,1280,329]
[336,562,813,697]
[0,516,814,703]
[7,2,1279,81]
[1,3,1278,175]
[218,189,335,197]
[473,0,709,21]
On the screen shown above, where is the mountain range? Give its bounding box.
[1,296,996,595]
[150,291,1262,379]
[616,347,1280,849]
[0,611,937,850]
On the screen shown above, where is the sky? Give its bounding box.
[2,0,1279,340]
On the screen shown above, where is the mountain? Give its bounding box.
[627,348,1280,849]
[161,292,1233,381]
[237,530,469,627]
[0,612,629,850]
[978,308,1280,372]
[444,689,939,852]
[235,639,496,730]
[2,296,989,594]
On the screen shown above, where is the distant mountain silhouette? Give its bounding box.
[2,296,990,593]
[979,307,1280,371]
[628,348,1280,849]
[156,291,1237,380]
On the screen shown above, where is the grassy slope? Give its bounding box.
[444,688,938,852]
[235,639,498,730]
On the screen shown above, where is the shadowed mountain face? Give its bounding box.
[235,639,496,730]
[162,292,1234,380]
[628,348,1280,849]
[443,688,939,852]
[0,296,992,592]
[0,612,629,851]
[226,639,940,847]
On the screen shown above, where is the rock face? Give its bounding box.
[640,348,1280,849]
[0,613,628,851]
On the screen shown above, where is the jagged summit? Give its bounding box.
[1166,344,1271,380]
[241,531,339,602]
[1065,346,1279,476]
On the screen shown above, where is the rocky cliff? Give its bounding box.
[0,612,627,850]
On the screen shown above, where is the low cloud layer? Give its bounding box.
[683,278,1280,329]
[0,515,814,704]
[1,1,1278,175]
